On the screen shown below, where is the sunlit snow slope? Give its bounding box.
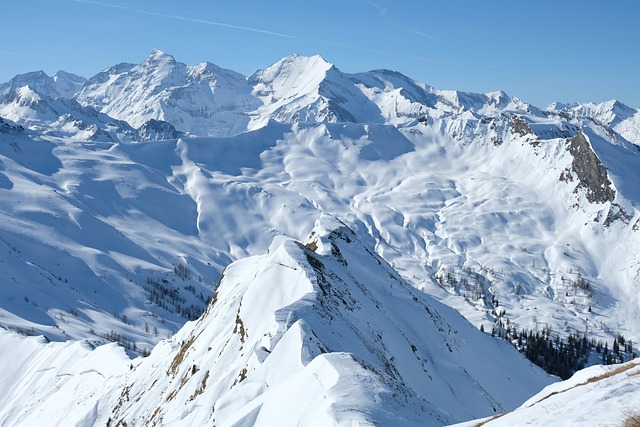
[455,358,640,427]
[1,51,640,359]
[0,217,554,426]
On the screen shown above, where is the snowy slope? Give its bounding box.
[248,54,388,128]
[0,330,129,426]
[1,52,640,360]
[1,112,640,362]
[1,50,640,424]
[455,358,640,427]
[0,124,222,348]
[52,70,87,98]
[0,217,555,426]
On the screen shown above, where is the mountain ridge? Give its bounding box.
[3,49,639,146]
[0,217,554,426]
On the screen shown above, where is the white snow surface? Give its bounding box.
[0,78,139,142]
[2,105,640,355]
[0,217,554,426]
[454,358,640,427]
[547,99,640,146]
[75,49,261,136]
[1,51,640,424]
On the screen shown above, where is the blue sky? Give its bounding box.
[1,0,639,107]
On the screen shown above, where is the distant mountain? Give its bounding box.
[75,49,261,136]
[0,86,139,141]
[137,118,184,141]
[547,99,640,146]
[0,217,554,426]
[0,69,86,100]
[52,70,87,98]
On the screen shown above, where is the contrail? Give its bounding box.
[70,0,460,67]
[72,0,298,39]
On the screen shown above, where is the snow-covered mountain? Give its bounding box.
[247,54,432,129]
[0,69,86,100]
[0,217,554,426]
[1,51,640,352]
[548,99,640,146]
[75,49,261,136]
[0,70,143,142]
[1,50,640,424]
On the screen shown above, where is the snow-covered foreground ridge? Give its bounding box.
[455,357,640,427]
[0,217,555,426]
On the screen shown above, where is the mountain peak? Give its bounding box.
[149,48,173,59]
[284,53,332,66]
[145,49,177,65]
[251,53,334,84]
[53,70,86,83]
[548,99,638,128]
[5,70,53,91]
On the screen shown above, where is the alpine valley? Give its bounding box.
[1,50,639,426]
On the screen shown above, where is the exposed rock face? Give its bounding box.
[564,130,615,203]
[510,114,535,137]
[0,117,24,133]
[138,119,183,141]
[509,114,540,146]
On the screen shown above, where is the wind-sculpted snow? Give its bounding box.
[1,51,640,366]
[0,332,129,426]
[0,217,555,426]
[1,111,640,363]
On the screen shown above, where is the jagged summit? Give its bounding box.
[1,70,59,100]
[4,50,638,144]
[549,99,636,126]
[547,99,640,146]
[147,48,176,62]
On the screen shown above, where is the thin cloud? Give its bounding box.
[69,0,459,68]
[363,0,388,16]
[69,0,518,79]
[405,28,441,43]
[71,0,298,39]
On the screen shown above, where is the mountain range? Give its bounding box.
[1,49,639,425]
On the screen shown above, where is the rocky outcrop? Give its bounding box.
[138,119,184,141]
[563,130,615,204]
